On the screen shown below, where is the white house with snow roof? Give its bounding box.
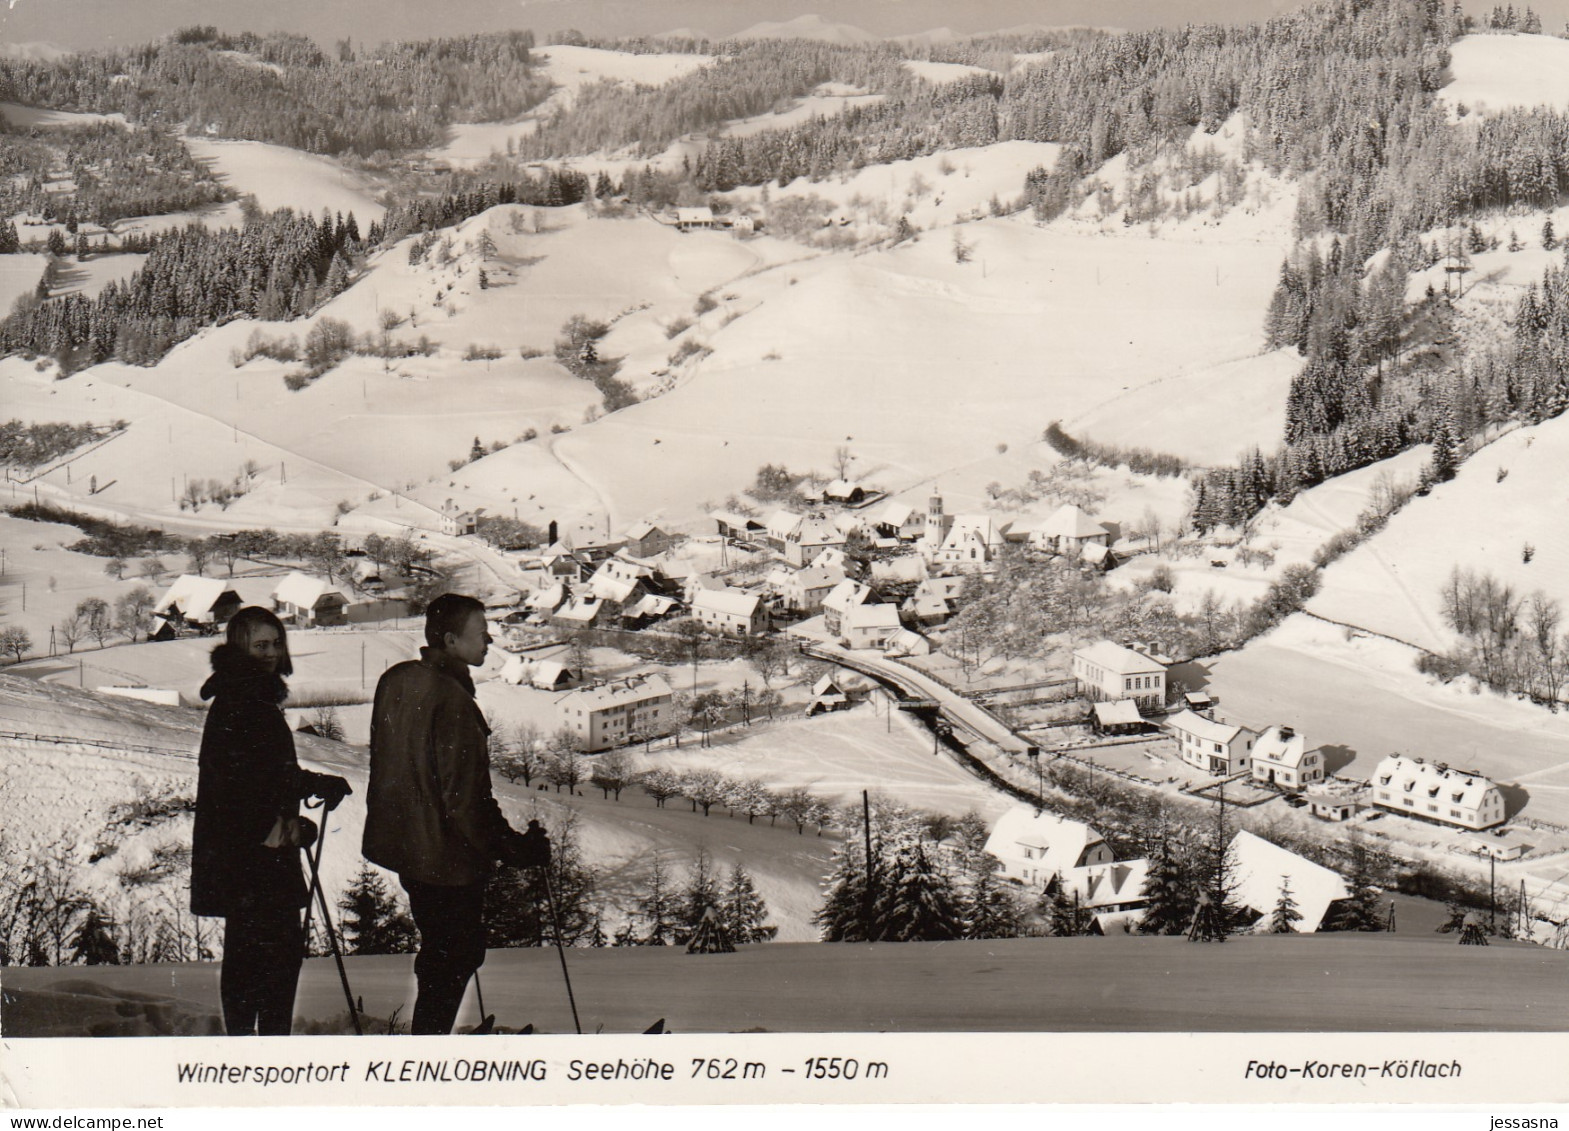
[823,478,866,505]
[874,501,925,540]
[1071,640,1167,711]
[558,675,674,752]
[154,575,242,629]
[841,602,902,650]
[1228,830,1350,933]
[711,510,764,540]
[1168,709,1255,775]
[782,514,846,568]
[764,509,803,549]
[1371,755,1505,830]
[271,571,349,627]
[983,807,1115,890]
[1033,504,1111,556]
[822,579,871,634]
[1250,724,1323,790]
[621,522,676,559]
[902,575,966,627]
[773,562,845,613]
[1062,857,1151,933]
[690,586,766,635]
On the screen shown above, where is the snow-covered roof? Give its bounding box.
[691,587,761,618]
[1229,830,1350,934]
[883,628,931,656]
[674,206,714,223]
[1065,858,1150,909]
[153,575,237,618]
[526,583,565,611]
[870,555,927,584]
[1253,725,1309,769]
[553,599,601,623]
[588,573,641,603]
[877,501,916,526]
[983,807,1106,881]
[1073,640,1166,677]
[1080,542,1112,564]
[766,510,803,540]
[710,510,762,532]
[272,571,346,611]
[787,563,845,591]
[1093,699,1144,727]
[796,515,845,546]
[564,675,674,710]
[626,594,678,619]
[824,478,862,498]
[822,579,870,613]
[1372,755,1500,811]
[941,514,1009,549]
[1041,503,1110,540]
[1167,709,1251,746]
[812,673,845,697]
[531,660,573,688]
[844,602,901,631]
[623,521,663,541]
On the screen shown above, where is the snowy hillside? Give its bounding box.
[183,138,387,221]
[1441,32,1569,116]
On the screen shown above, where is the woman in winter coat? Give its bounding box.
[191,605,351,1036]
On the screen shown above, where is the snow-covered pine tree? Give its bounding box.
[815,840,873,941]
[675,849,722,945]
[338,863,416,954]
[68,900,122,965]
[879,844,964,942]
[635,854,681,946]
[1138,829,1194,935]
[1322,834,1384,932]
[1270,875,1303,933]
[720,863,776,944]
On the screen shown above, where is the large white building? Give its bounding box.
[1072,641,1167,711]
[557,675,675,752]
[1370,755,1506,830]
[689,587,766,635]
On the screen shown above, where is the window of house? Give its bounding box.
[1426,804,1437,813]
[1403,798,1414,807]
[1450,810,1461,818]
[1379,775,1391,785]
[1214,743,1223,753]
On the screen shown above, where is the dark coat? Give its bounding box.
[362,647,516,886]
[190,645,334,918]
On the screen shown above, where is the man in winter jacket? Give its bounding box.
[363,592,549,1035]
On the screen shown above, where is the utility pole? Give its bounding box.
[862,789,875,941]
[361,639,366,689]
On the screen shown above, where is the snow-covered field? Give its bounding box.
[903,60,993,84]
[1441,32,1569,117]
[184,138,386,222]
[720,87,885,138]
[0,102,124,129]
[0,254,47,313]
[1308,416,1569,653]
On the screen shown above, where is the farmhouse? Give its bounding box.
[806,673,852,715]
[1250,724,1323,790]
[1228,830,1350,933]
[271,571,349,627]
[783,514,846,568]
[690,586,767,636]
[823,478,866,505]
[772,562,844,613]
[558,675,675,752]
[439,498,483,537]
[672,206,715,230]
[1061,857,1151,932]
[153,575,242,631]
[764,510,803,550]
[1168,709,1255,775]
[1370,755,1505,831]
[1071,640,1167,711]
[873,501,925,540]
[983,807,1115,890]
[1033,504,1111,556]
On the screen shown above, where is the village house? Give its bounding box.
[822,579,872,634]
[764,509,803,552]
[1306,790,1359,822]
[1061,858,1151,934]
[153,575,243,632]
[1167,709,1255,775]
[1071,640,1167,712]
[1091,699,1146,736]
[771,562,845,614]
[806,673,853,716]
[558,522,626,560]
[271,571,350,628]
[683,571,727,606]
[840,602,902,651]
[1370,755,1506,830]
[558,675,675,752]
[882,627,932,657]
[671,206,715,231]
[983,808,1116,890]
[1250,724,1323,790]
[439,498,483,537]
[1228,830,1350,933]
[551,595,604,629]
[524,581,568,618]
[621,521,677,559]
[784,514,847,568]
[622,592,679,628]
[823,478,867,505]
[1032,504,1111,557]
[901,576,966,627]
[873,501,925,541]
[690,586,767,636]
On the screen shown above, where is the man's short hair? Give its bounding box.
[424,593,486,650]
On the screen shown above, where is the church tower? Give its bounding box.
[924,486,947,551]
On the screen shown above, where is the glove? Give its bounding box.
[505,820,551,870]
[314,775,353,811]
[264,814,318,850]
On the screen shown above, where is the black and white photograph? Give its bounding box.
[2,0,1569,1113]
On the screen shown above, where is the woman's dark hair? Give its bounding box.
[424,592,485,649]
[226,605,293,677]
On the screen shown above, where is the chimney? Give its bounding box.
[1279,726,1294,741]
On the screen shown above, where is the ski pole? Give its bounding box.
[303,805,363,1036]
[541,869,583,1034]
